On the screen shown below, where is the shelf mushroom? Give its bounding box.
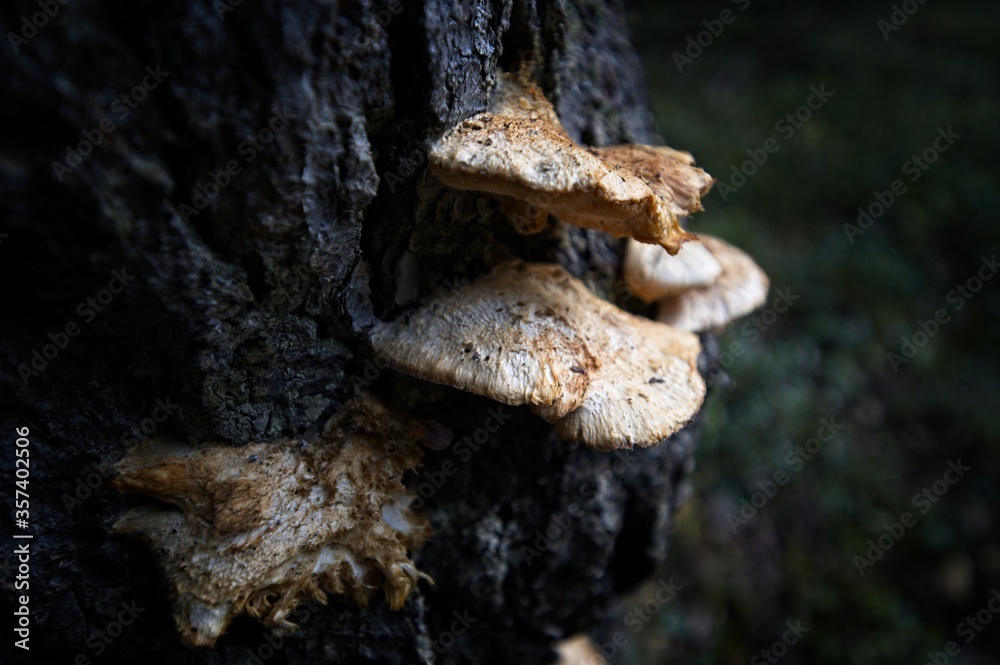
[624,234,724,301]
[623,234,769,332]
[428,73,715,254]
[371,261,706,450]
[113,396,434,648]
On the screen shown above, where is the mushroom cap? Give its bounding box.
[372,261,705,449]
[535,290,704,450]
[590,145,715,218]
[428,74,712,254]
[656,235,770,332]
[624,237,724,302]
[371,263,597,420]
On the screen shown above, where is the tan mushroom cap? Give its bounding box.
[372,263,595,420]
[372,261,705,449]
[624,236,724,302]
[590,145,715,218]
[656,235,770,332]
[545,308,704,449]
[428,73,713,254]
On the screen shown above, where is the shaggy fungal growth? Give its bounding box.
[655,234,770,332]
[624,236,723,302]
[113,396,433,648]
[372,261,705,449]
[428,73,714,254]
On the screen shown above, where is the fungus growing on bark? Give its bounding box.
[655,235,770,332]
[428,73,714,254]
[113,396,435,648]
[555,635,608,665]
[589,144,714,219]
[624,236,723,302]
[372,261,705,450]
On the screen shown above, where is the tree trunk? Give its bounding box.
[0,1,707,663]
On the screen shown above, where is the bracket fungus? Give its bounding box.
[647,234,770,332]
[624,235,724,301]
[371,261,705,450]
[113,396,434,648]
[428,73,715,254]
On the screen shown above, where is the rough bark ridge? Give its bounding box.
[0,1,706,663]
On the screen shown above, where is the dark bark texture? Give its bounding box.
[0,1,709,663]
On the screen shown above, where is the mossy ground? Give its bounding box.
[621,1,1000,663]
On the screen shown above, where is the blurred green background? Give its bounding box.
[619,1,1000,663]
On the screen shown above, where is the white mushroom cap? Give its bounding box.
[656,235,769,332]
[624,237,723,302]
[428,74,713,254]
[540,297,705,450]
[372,261,705,449]
[372,263,595,419]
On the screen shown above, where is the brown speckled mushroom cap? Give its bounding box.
[372,261,705,449]
[656,235,770,332]
[545,299,705,450]
[371,262,596,420]
[624,237,724,302]
[428,74,713,254]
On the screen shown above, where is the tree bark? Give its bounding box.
[0,1,708,663]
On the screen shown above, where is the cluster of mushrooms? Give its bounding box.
[112,72,767,648]
[374,72,768,450]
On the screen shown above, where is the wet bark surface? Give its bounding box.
[0,1,708,663]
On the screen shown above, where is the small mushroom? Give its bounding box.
[372,261,705,449]
[113,396,433,648]
[655,235,769,332]
[624,236,723,302]
[555,634,608,665]
[428,73,714,254]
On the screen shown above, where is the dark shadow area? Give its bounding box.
[620,0,1000,663]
